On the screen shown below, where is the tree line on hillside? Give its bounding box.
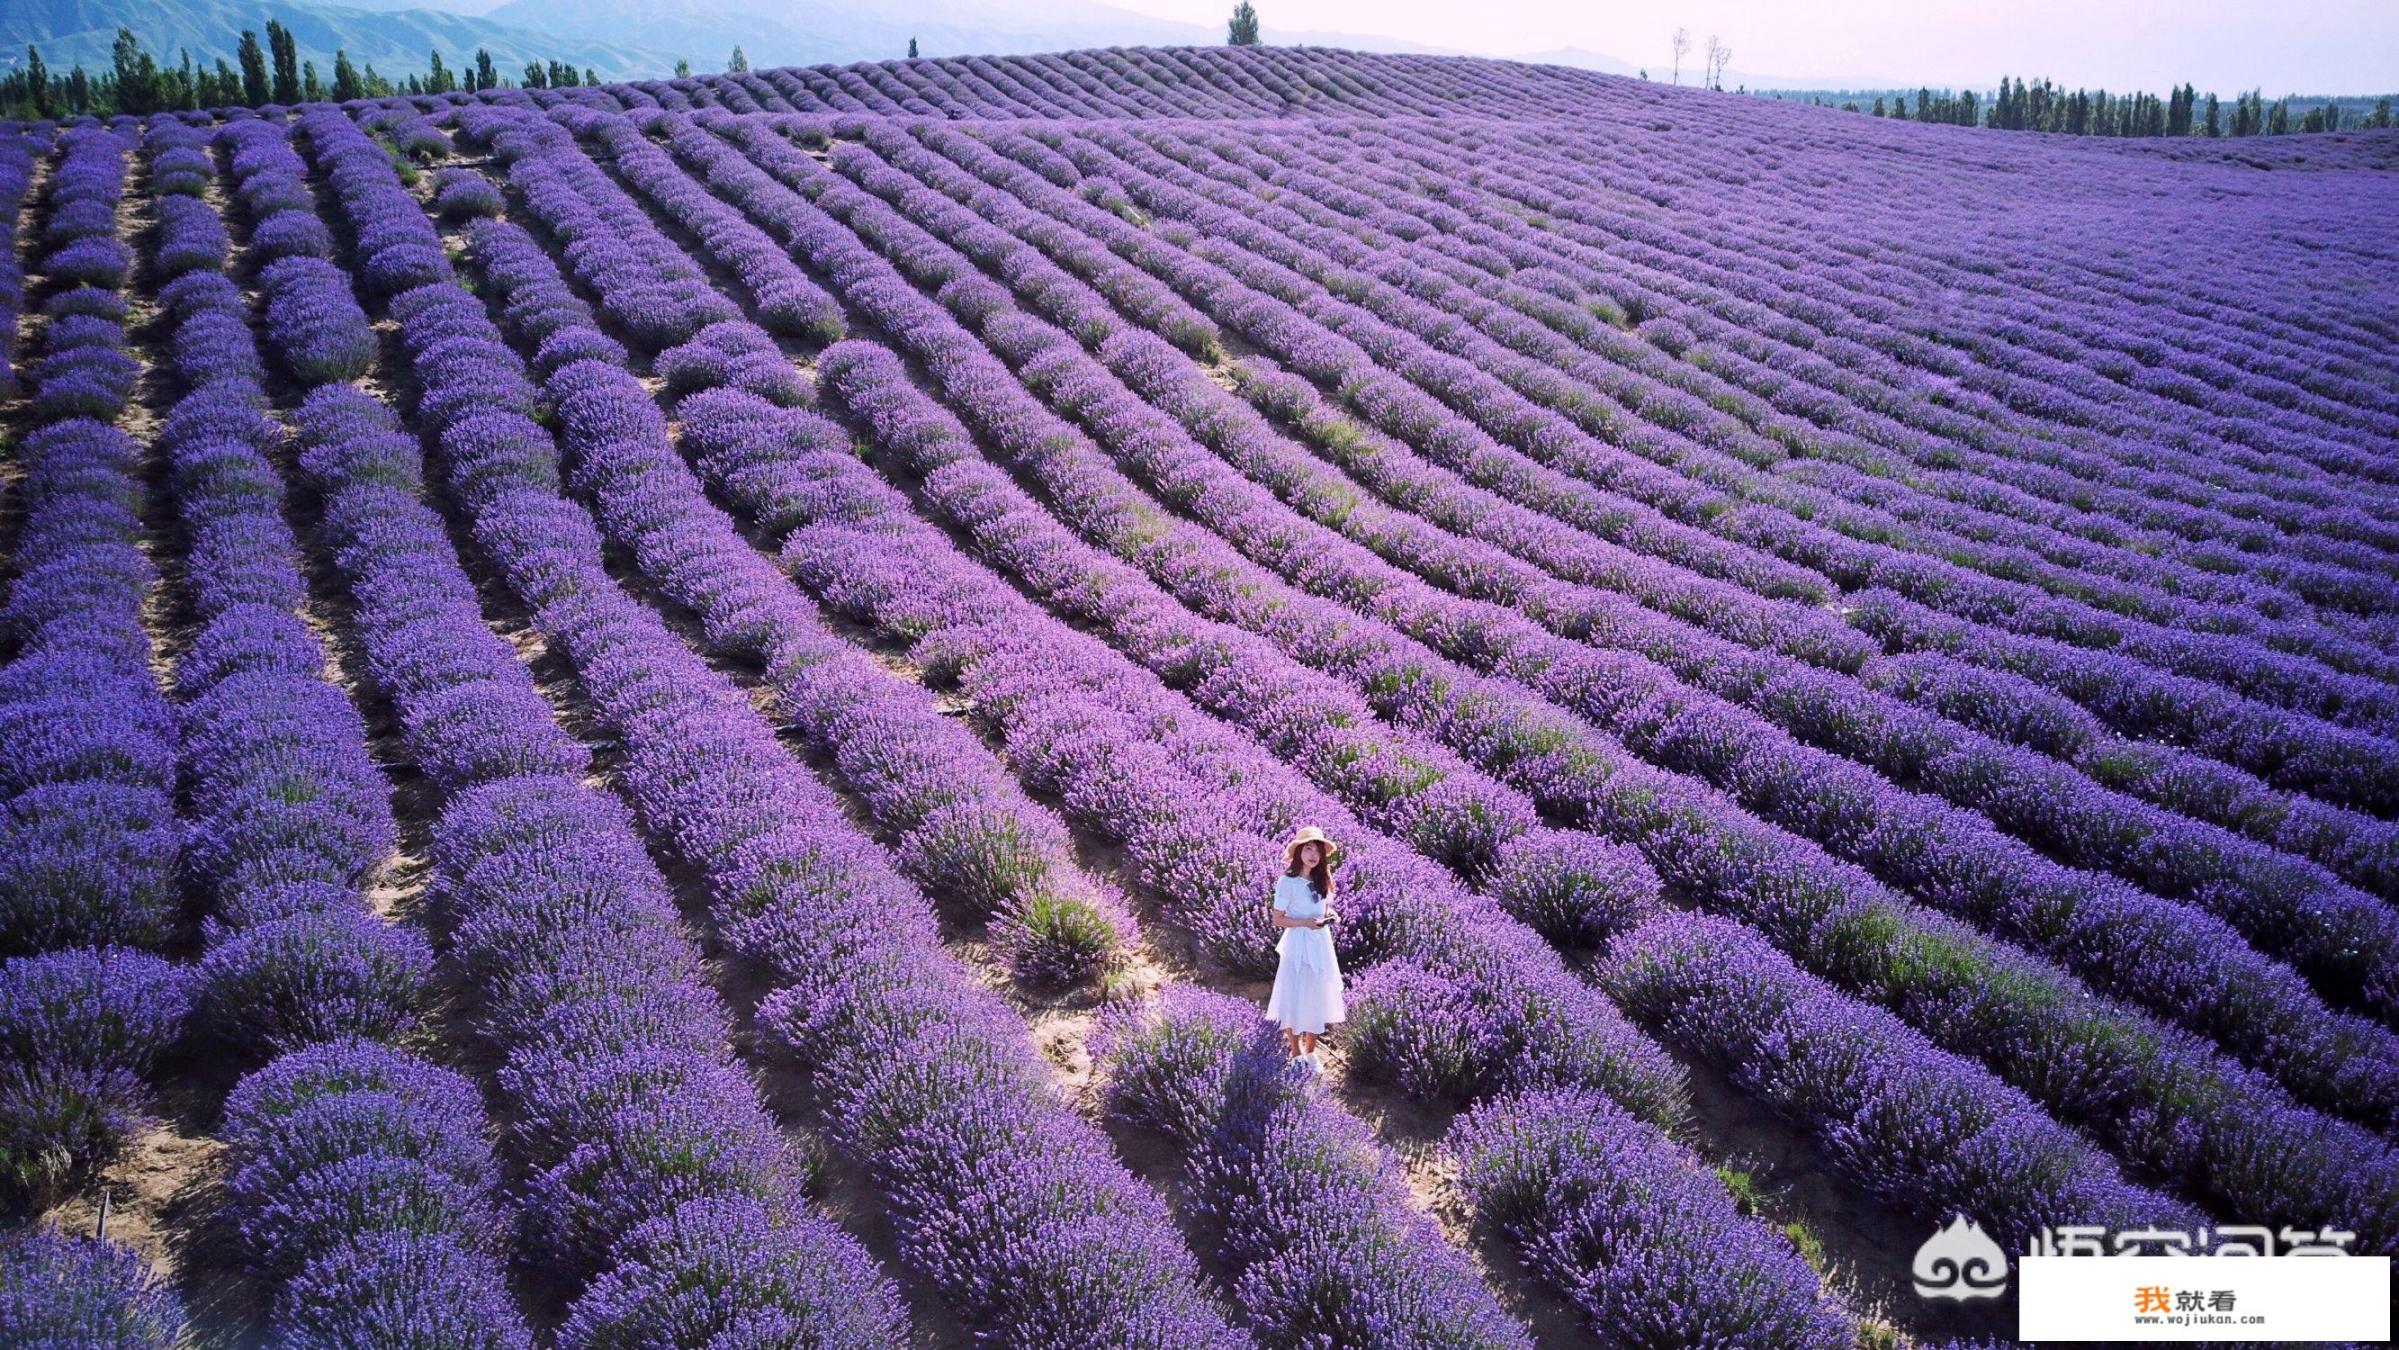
[1979,77,2388,135]
[1,24,611,119]
[1770,77,2394,136]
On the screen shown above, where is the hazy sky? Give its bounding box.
[1108,0,2399,92]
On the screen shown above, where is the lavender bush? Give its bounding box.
[0,1228,189,1348]
[1096,986,1534,1348]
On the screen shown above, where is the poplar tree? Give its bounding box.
[25,45,49,116]
[1228,2,1261,46]
[267,19,299,103]
[110,28,159,115]
[238,30,269,105]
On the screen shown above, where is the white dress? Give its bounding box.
[1264,874,1346,1034]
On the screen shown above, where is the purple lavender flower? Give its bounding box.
[1097,986,1535,1348]
[272,1230,531,1350]
[1453,1086,1855,1348]
[0,1228,188,1349]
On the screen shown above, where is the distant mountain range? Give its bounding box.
[0,0,675,80]
[0,0,1454,83]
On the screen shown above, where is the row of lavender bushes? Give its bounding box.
[820,121,2399,1110]
[434,108,1641,1345]
[1212,120,2392,628]
[1021,118,2399,800]
[1112,117,2399,796]
[1135,120,2394,669]
[0,123,202,1343]
[932,115,2399,823]
[341,103,1249,1347]
[447,179,1141,992]
[669,111,2398,1252]
[1343,115,2399,545]
[510,104,2218,1325]
[429,125,1604,1344]
[1031,118,2399,920]
[286,104,910,1344]
[154,113,524,1344]
[810,110,2399,1141]
[638,112,1666,958]
[0,128,192,1235]
[680,333,2220,1325]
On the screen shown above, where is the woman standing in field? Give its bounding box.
[1265,826,1346,1068]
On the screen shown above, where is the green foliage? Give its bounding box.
[1713,1163,1762,1211]
[0,9,640,113]
[108,26,157,114]
[238,27,267,103]
[1984,75,2359,137]
[1227,0,1261,46]
[23,43,48,115]
[267,17,298,102]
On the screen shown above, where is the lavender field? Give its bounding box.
[2,43,2396,1349]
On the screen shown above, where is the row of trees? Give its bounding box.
[1868,87,1982,125]
[1699,29,2393,137]
[1975,77,2391,136]
[1,25,607,119]
[1780,79,2392,138]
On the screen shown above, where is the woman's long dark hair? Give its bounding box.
[1285,845,1336,898]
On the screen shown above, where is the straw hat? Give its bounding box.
[1283,825,1341,868]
